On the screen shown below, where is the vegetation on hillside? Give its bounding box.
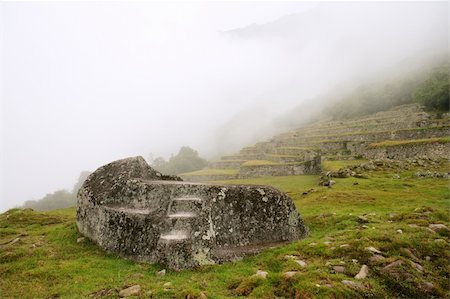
[413,69,449,111]
[150,146,208,175]
[2,162,448,298]
[21,171,91,211]
[324,64,449,120]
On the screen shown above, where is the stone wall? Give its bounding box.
[77,157,308,270]
[239,158,321,179]
[364,142,450,160]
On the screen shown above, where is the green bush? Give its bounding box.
[413,70,449,111]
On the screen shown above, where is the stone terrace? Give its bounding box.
[180,104,449,181]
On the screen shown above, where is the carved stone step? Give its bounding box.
[159,230,189,242]
[169,197,203,214]
[167,212,197,219]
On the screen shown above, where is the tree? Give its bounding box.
[150,146,208,175]
[413,70,449,111]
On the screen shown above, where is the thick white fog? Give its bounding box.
[0,1,448,212]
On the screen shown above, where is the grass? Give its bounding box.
[179,168,239,176]
[322,159,368,172]
[241,160,279,167]
[1,163,449,298]
[368,137,450,149]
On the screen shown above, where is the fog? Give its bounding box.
[0,1,447,212]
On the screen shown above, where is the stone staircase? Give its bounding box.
[156,196,204,270]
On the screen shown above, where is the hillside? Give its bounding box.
[181,104,449,182]
[1,158,449,298]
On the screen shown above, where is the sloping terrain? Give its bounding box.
[1,159,449,298]
[181,104,449,181]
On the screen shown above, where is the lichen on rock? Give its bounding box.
[77,156,308,270]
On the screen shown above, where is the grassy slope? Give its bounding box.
[1,164,449,298]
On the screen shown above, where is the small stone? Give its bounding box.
[425,256,431,261]
[365,246,382,254]
[419,281,435,293]
[9,237,20,245]
[119,285,141,297]
[76,237,85,243]
[410,261,423,272]
[163,282,172,288]
[340,244,350,248]
[357,216,369,223]
[333,266,346,274]
[315,284,320,287]
[392,174,400,179]
[323,241,332,245]
[396,229,403,234]
[255,270,268,279]
[296,260,307,267]
[368,254,385,263]
[408,224,418,228]
[283,271,298,278]
[429,224,450,233]
[352,259,358,263]
[355,265,369,279]
[341,280,364,289]
[156,269,166,277]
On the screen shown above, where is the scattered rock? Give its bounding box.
[396,229,403,234]
[283,271,298,278]
[341,280,364,289]
[381,260,414,280]
[163,282,172,289]
[410,261,423,272]
[156,269,166,277]
[365,246,382,254]
[425,256,431,261]
[368,254,385,263]
[340,244,350,248]
[76,237,85,243]
[332,266,345,274]
[357,216,369,223]
[419,281,435,293]
[408,224,418,228]
[8,238,20,245]
[296,260,307,267]
[119,285,141,298]
[254,270,268,279]
[355,265,369,279]
[429,223,449,233]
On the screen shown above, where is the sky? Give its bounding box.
[0,1,448,211]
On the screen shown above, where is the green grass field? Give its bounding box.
[1,164,449,298]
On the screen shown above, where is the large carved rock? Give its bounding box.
[77,156,308,270]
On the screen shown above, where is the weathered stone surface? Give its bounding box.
[77,156,308,270]
[119,285,140,297]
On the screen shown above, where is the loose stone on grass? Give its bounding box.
[355,265,369,279]
[156,269,166,277]
[254,270,268,279]
[119,285,141,298]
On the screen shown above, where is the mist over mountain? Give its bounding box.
[208,2,447,157]
[0,1,447,211]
